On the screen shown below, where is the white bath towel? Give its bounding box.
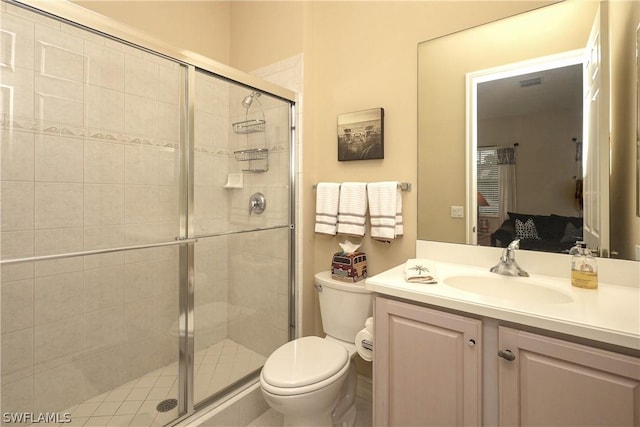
[395,188,404,237]
[404,259,438,284]
[314,182,340,235]
[337,182,368,236]
[368,181,403,241]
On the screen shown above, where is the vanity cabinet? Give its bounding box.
[373,296,640,427]
[373,297,482,426]
[498,326,640,427]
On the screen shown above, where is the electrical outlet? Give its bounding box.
[451,206,464,218]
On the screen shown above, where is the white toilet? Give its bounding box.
[260,271,372,427]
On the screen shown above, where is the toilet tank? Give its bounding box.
[315,271,372,343]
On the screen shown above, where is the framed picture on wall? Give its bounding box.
[337,108,384,161]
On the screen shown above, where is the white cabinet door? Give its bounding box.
[374,297,482,426]
[499,327,640,426]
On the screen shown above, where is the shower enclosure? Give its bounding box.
[0,1,296,425]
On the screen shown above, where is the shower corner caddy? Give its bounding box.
[234,147,269,173]
[232,117,268,172]
[232,119,266,134]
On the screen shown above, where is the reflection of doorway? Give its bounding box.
[466,51,585,247]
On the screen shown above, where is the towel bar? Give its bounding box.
[313,182,411,192]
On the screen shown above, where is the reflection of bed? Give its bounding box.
[491,212,583,254]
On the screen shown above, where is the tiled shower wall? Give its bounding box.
[193,70,231,353]
[193,67,294,359]
[0,2,183,415]
[223,55,303,355]
[249,54,303,341]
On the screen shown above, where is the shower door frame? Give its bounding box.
[1,0,298,422]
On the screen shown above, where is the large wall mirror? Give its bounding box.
[418,0,640,261]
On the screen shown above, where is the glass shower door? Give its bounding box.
[1,1,296,425]
[0,2,185,425]
[191,69,292,406]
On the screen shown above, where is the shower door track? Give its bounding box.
[0,238,200,266]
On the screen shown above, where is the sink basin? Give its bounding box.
[443,275,573,304]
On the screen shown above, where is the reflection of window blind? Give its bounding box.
[477,147,499,217]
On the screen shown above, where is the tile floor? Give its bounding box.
[35,340,265,427]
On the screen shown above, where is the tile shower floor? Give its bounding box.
[38,339,265,427]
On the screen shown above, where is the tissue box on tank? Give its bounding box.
[331,252,367,282]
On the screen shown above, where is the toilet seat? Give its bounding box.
[261,336,350,396]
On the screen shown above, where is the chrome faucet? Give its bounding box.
[490,239,529,277]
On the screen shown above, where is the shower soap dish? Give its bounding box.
[232,119,265,134]
[224,173,243,189]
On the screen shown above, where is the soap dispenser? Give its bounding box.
[571,243,598,289]
[568,240,584,256]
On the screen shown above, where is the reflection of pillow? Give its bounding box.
[560,222,583,243]
[515,218,541,240]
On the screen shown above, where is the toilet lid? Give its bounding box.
[262,336,349,388]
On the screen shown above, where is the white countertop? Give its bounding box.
[365,260,640,351]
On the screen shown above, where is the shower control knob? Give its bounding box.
[249,192,266,215]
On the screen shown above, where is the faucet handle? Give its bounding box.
[507,239,521,250]
[492,239,529,277]
[500,239,519,262]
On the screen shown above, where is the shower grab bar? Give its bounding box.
[0,238,199,266]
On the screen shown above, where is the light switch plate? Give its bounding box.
[451,206,464,218]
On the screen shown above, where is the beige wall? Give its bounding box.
[73,1,231,63]
[229,2,304,72]
[610,1,640,260]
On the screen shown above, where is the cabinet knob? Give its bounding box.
[468,339,476,347]
[498,349,516,361]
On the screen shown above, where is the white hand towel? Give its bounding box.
[337,182,368,236]
[315,182,340,235]
[404,259,438,284]
[368,181,402,241]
